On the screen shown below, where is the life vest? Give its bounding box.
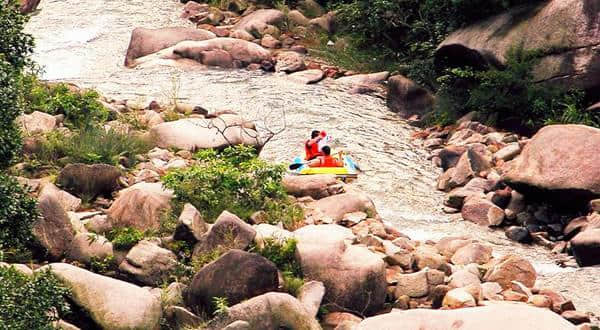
[318,155,343,167]
[305,140,322,160]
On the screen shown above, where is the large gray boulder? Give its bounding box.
[294,224,386,315]
[67,233,113,265]
[306,192,376,223]
[124,27,216,67]
[17,111,56,134]
[206,292,321,330]
[503,125,600,204]
[34,193,76,260]
[184,250,279,313]
[134,38,272,68]
[387,75,434,119]
[56,163,121,198]
[355,303,575,330]
[233,9,285,37]
[282,174,341,199]
[436,0,600,91]
[149,117,261,151]
[119,240,178,286]
[192,211,256,258]
[43,263,162,330]
[108,182,173,231]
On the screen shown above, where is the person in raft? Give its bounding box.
[307,146,344,168]
[305,130,327,160]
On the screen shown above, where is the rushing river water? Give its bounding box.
[26,0,599,316]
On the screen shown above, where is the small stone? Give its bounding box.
[481,282,503,301]
[394,268,429,298]
[502,290,528,302]
[528,294,553,308]
[442,288,476,309]
[505,226,531,243]
[450,243,493,265]
[430,285,451,309]
[561,311,591,325]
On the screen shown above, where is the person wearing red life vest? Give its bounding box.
[305,130,326,160]
[307,146,344,168]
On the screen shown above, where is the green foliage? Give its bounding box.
[35,127,151,167]
[106,227,144,250]
[0,266,71,330]
[212,296,229,317]
[0,174,39,261]
[254,238,304,295]
[23,80,109,129]
[89,255,116,274]
[0,1,34,169]
[163,145,302,225]
[433,46,598,131]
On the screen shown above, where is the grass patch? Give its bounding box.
[106,227,144,250]
[253,237,304,296]
[34,126,151,167]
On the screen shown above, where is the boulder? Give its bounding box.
[357,303,576,329]
[394,268,429,298]
[296,281,325,318]
[309,12,336,33]
[322,312,362,329]
[386,75,434,119]
[184,250,279,312]
[449,148,491,188]
[336,72,389,86]
[435,0,600,92]
[39,182,81,212]
[494,143,521,162]
[484,255,536,289]
[435,237,472,258]
[481,282,503,301]
[505,226,531,243]
[124,27,216,67]
[413,245,446,271]
[164,306,204,330]
[43,263,161,330]
[444,178,488,209]
[149,117,260,151]
[119,240,178,286]
[443,287,477,309]
[233,9,285,37]
[56,163,121,198]
[19,0,41,13]
[439,145,467,171]
[67,233,113,265]
[503,125,600,204]
[282,174,340,199]
[294,224,385,315]
[288,69,325,84]
[173,203,208,242]
[570,228,600,266]
[307,192,376,223]
[206,292,321,330]
[288,10,310,26]
[449,268,481,289]
[17,111,56,134]
[461,196,505,226]
[135,38,272,68]
[275,51,306,73]
[254,224,294,245]
[261,34,281,49]
[192,211,256,257]
[451,243,493,265]
[34,193,76,260]
[107,182,173,231]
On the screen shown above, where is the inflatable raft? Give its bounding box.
[289,155,359,180]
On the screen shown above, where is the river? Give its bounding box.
[26,0,599,316]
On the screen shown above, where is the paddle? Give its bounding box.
[289,162,305,170]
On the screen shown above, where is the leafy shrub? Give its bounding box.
[433,46,597,132]
[254,238,303,295]
[0,266,70,330]
[35,127,151,166]
[24,80,109,129]
[89,255,116,274]
[0,0,34,169]
[0,174,39,261]
[163,145,302,224]
[106,227,144,250]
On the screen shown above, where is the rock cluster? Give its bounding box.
[419,120,600,267]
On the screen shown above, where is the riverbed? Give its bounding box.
[26,0,600,316]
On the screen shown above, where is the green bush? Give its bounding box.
[0,174,39,261]
[24,80,109,129]
[0,0,34,169]
[35,126,151,166]
[163,145,303,225]
[254,238,303,295]
[433,46,598,132]
[106,227,144,250]
[0,266,71,330]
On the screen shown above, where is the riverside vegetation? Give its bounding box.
[1,0,600,328]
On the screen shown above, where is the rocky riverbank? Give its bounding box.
[14,0,600,328]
